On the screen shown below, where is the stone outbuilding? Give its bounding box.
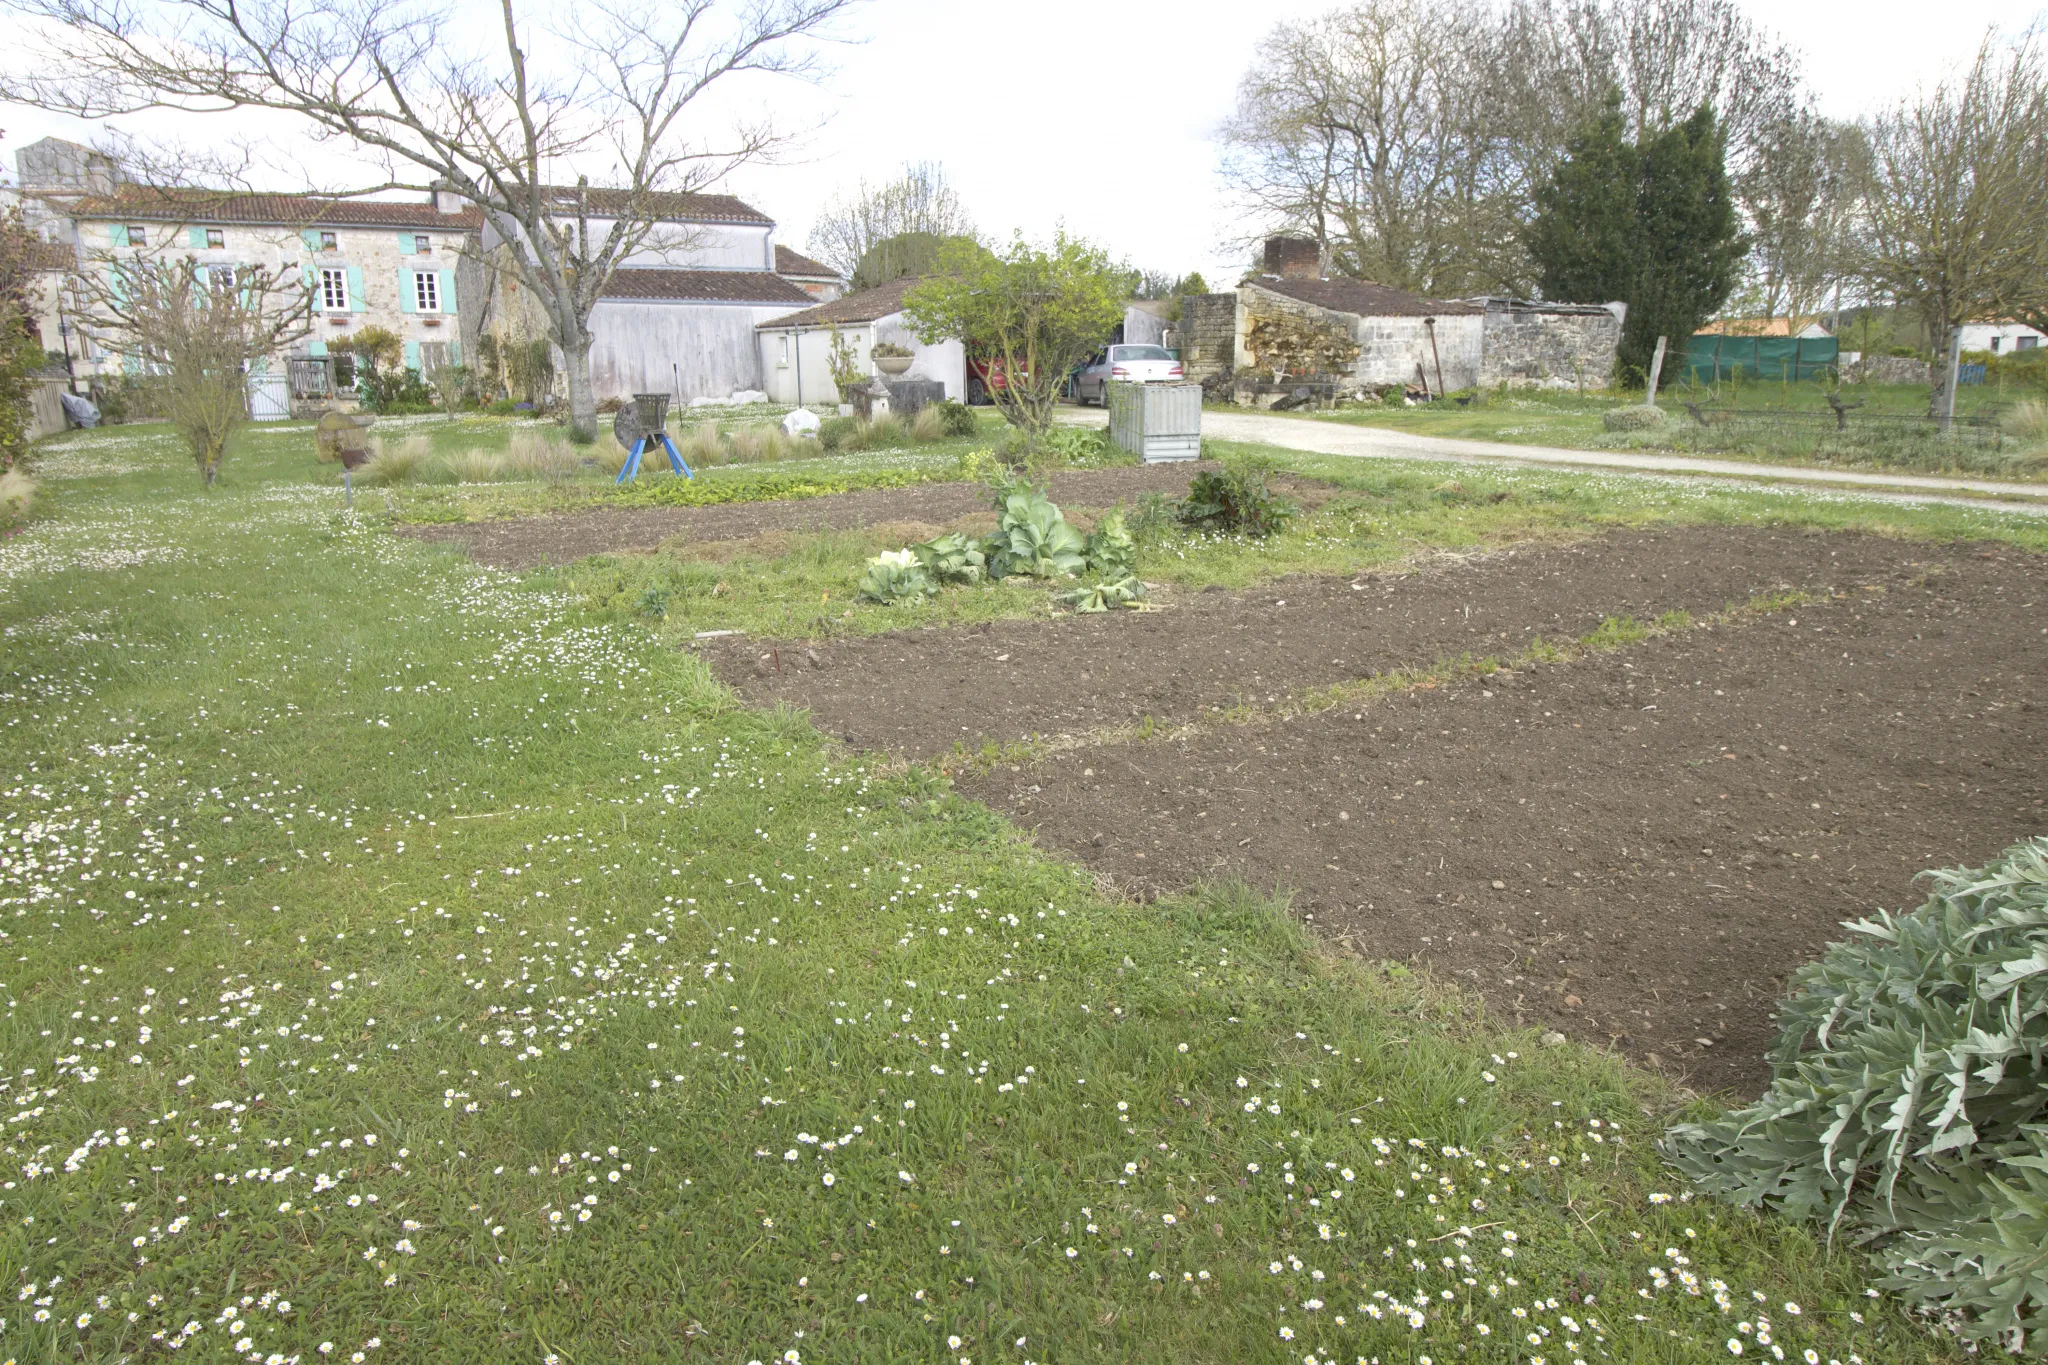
[1183,235,1623,400]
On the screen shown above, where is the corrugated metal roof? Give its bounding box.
[600,268,813,304]
[756,275,922,329]
[1247,275,1482,318]
[66,188,483,229]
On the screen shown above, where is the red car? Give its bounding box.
[964,354,1024,406]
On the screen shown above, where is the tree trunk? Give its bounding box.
[561,330,598,440]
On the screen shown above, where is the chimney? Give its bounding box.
[431,182,466,214]
[1263,234,1322,279]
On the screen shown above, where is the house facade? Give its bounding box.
[13,140,484,383]
[1957,320,2045,354]
[472,188,848,402]
[752,276,965,409]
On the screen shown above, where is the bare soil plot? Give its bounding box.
[709,529,2048,1093]
[395,463,1255,571]
[713,527,1949,757]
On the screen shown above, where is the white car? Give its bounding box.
[1074,344,1184,404]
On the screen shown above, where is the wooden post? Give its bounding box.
[1644,335,1667,406]
[1938,327,1962,431]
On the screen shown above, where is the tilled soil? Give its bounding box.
[708,528,2048,1093]
[396,463,1248,571]
[714,526,1957,759]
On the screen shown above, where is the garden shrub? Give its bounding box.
[1663,836,2048,1351]
[1601,405,1672,432]
[934,400,977,437]
[1180,463,1295,537]
[818,416,858,451]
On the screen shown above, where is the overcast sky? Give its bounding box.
[3,0,2043,282]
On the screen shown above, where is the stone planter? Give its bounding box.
[873,354,913,376]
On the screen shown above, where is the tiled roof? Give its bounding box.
[773,244,839,279]
[1247,275,1481,319]
[26,241,76,271]
[540,186,772,225]
[757,275,923,329]
[66,188,483,230]
[1695,315,1827,337]
[600,268,813,304]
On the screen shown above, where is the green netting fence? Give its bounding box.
[1682,334,1840,383]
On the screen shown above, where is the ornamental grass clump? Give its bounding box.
[1663,836,2048,1353]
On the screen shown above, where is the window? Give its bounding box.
[125,224,147,247]
[1112,345,1173,361]
[414,234,431,255]
[1991,336,2002,352]
[412,270,440,313]
[318,267,350,312]
[205,228,225,249]
[332,353,359,390]
[207,265,237,294]
[2019,336,2041,351]
[419,340,450,372]
[319,231,338,251]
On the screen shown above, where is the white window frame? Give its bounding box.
[125,224,147,247]
[412,270,440,314]
[318,266,350,313]
[413,234,432,255]
[207,264,237,295]
[205,228,225,249]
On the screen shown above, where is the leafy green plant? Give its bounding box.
[1663,836,2048,1351]
[1058,572,1147,612]
[855,548,936,604]
[910,532,986,585]
[1083,509,1138,578]
[934,400,978,437]
[1180,463,1296,537]
[870,341,913,359]
[985,485,1087,579]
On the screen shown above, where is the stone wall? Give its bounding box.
[1178,294,1238,386]
[1477,303,1621,388]
[1238,283,1483,392]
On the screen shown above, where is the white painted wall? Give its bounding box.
[874,314,965,400]
[483,211,772,271]
[585,299,793,401]
[756,323,862,408]
[756,312,966,408]
[1958,321,2046,353]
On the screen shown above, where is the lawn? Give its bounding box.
[0,417,2003,1364]
[1259,379,2048,481]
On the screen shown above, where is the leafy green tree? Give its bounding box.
[902,232,1126,437]
[850,231,981,292]
[1528,94,1744,382]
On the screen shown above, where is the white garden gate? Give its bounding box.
[246,372,292,421]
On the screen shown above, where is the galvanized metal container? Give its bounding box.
[1107,381,1202,463]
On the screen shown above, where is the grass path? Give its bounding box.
[0,424,1974,1364]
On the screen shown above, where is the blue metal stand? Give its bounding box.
[614,433,693,484]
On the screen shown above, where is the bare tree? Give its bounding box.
[1218,0,1808,299]
[1861,27,2048,410]
[0,0,857,437]
[1218,0,1529,296]
[1733,114,1869,324]
[806,162,975,289]
[69,253,308,484]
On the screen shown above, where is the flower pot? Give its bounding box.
[873,355,913,376]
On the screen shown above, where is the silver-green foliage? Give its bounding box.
[1663,837,2048,1351]
[912,533,986,585]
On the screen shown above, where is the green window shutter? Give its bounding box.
[403,341,421,371]
[440,270,457,315]
[399,232,418,254]
[109,224,129,247]
[107,266,127,305]
[346,266,366,313]
[448,339,462,367]
[188,226,208,249]
[398,269,415,314]
[307,340,327,357]
[301,229,322,252]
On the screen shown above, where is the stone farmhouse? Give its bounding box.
[1180,235,1623,400]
